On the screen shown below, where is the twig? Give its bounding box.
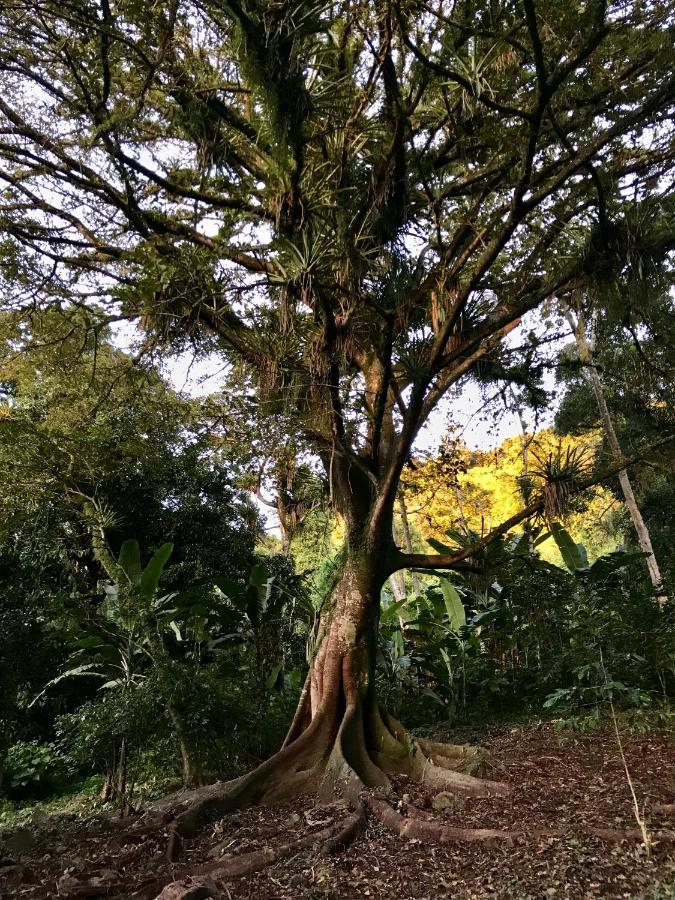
[600,648,652,855]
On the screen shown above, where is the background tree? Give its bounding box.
[0,314,264,785]
[555,197,675,594]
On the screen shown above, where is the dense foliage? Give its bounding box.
[0,0,672,815]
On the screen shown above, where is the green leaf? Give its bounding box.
[28,664,107,708]
[427,536,454,555]
[249,563,268,594]
[589,550,646,580]
[213,576,245,606]
[119,539,142,585]
[266,664,282,691]
[380,596,409,624]
[549,522,589,573]
[439,578,466,632]
[140,542,173,598]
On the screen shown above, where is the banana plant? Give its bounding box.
[212,562,313,692]
[547,523,647,580]
[31,540,175,704]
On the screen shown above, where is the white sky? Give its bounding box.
[164,340,557,455]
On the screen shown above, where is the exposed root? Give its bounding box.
[362,796,675,850]
[586,826,675,843]
[321,802,366,853]
[417,739,488,775]
[130,698,509,872]
[153,805,366,899]
[367,707,510,796]
[414,757,510,796]
[364,794,517,844]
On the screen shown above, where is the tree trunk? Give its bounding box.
[398,496,422,596]
[167,703,203,788]
[567,311,667,605]
[153,526,507,838]
[115,737,127,801]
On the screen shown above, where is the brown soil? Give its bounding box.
[2,723,674,899]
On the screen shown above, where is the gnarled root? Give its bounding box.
[368,706,510,797]
[154,803,366,899]
[141,697,508,855]
[364,794,517,844]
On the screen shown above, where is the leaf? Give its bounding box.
[213,576,245,607]
[119,539,142,585]
[140,542,173,599]
[246,585,261,629]
[73,636,106,650]
[266,664,282,691]
[439,578,466,632]
[206,634,241,650]
[28,664,107,708]
[507,531,529,555]
[421,687,446,706]
[427,536,454,555]
[589,550,647,580]
[380,596,409,624]
[533,531,551,548]
[549,522,589,573]
[248,563,268,595]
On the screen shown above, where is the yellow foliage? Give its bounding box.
[403,429,621,564]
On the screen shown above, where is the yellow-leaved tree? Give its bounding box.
[402,430,622,567]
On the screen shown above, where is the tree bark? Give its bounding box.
[398,496,422,595]
[566,310,667,605]
[167,704,203,788]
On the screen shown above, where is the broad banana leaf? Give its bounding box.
[119,539,142,585]
[140,542,173,599]
[549,522,589,572]
[440,578,466,632]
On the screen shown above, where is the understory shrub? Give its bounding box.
[2,740,66,798]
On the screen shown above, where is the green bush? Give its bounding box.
[3,740,65,798]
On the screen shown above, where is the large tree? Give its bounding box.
[1,0,673,832]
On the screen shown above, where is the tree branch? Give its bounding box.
[387,433,675,576]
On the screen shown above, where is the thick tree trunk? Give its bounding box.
[567,311,667,605]
[149,537,506,839]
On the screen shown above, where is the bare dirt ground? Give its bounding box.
[1,722,674,899]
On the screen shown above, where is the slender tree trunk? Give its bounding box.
[115,737,127,801]
[167,702,203,788]
[398,496,422,595]
[567,310,667,605]
[389,517,407,601]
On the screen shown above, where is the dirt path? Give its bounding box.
[2,723,674,899]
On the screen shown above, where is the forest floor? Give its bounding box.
[1,720,674,899]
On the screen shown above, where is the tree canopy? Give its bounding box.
[0,0,673,548]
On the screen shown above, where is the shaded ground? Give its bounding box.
[1,722,674,899]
